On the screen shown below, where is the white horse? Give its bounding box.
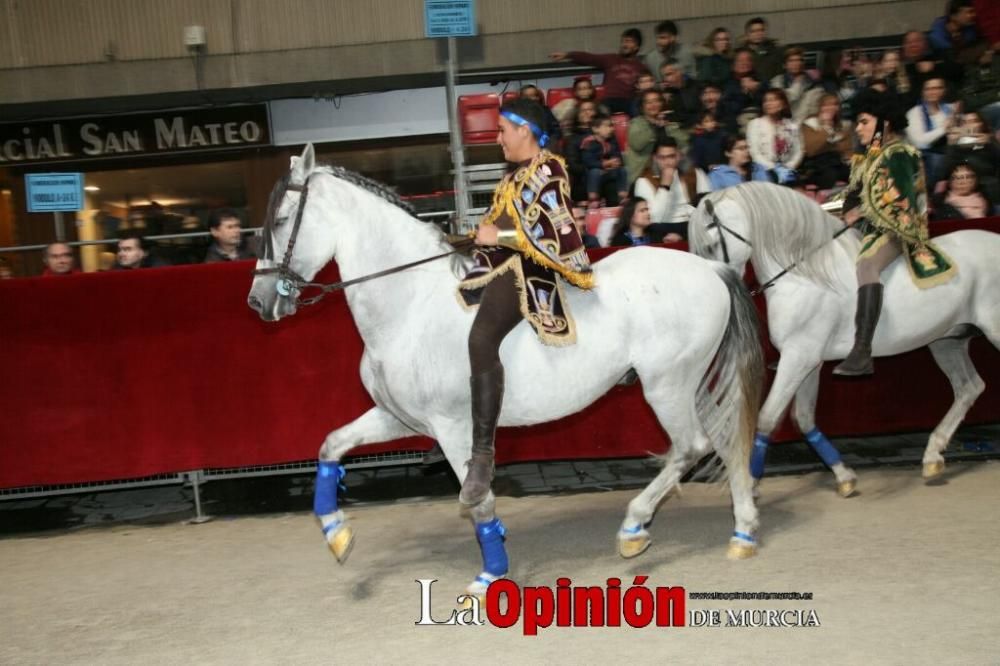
[247,144,764,597]
[689,182,1000,494]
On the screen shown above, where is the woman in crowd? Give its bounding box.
[875,49,911,97]
[564,99,600,201]
[905,77,957,187]
[931,162,993,220]
[695,27,734,86]
[945,111,1000,204]
[746,88,803,184]
[608,196,681,246]
[708,134,770,190]
[800,93,853,189]
[769,46,821,121]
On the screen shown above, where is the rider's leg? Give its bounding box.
[460,271,522,505]
[834,236,901,376]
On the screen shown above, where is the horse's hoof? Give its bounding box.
[618,534,651,559]
[727,540,756,560]
[328,524,355,563]
[923,461,945,479]
[837,479,857,498]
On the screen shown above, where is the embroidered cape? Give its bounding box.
[848,139,956,288]
[458,150,594,345]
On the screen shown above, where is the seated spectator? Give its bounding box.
[688,111,728,171]
[962,48,1000,129]
[645,20,695,81]
[550,28,650,115]
[698,81,726,124]
[708,134,771,190]
[929,0,989,66]
[945,110,1000,203]
[625,89,688,185]
[747,89,803,184]
[739,17,783,83]
[900,30,961,104]
[628,72,659,118]
[800,93,853,189]
[518,85,562,144]
[906,76,958,186]
[205,209,256,262]
[817,48,864,116]
[608,197,682,246]
[722,47,764,131]
[581,114,628,207]
[564,100,599,201]
[633,138,710,235]
[113,231,168,270]
[695,28,733,86]
[41,242,76,276]
[932,162,993,219]
[875,49,913,99]
[770,46,822,121]
[660,59,701,127]
[572,206,601,249]
[552,76,602,135]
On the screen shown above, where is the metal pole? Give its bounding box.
[445,36,468,232]
[53,212,65,242]
[186,471,213,524]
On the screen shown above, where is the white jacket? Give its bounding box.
[746,116,804,170]
[633,169,710,223]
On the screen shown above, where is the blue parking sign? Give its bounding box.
[25,173,85,212]
[425,0,476,38]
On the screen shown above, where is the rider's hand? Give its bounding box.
[843,208,861,226]
[476,225,499,246]
[549,52,567,61]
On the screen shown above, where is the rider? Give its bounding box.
[833,88,956,376]
[457,98,594,505]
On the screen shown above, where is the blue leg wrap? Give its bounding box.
[314,461,345,516]
[750,432,770,480]
[475,518,509,578]
[804,428,842,467]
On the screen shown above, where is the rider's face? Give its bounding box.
[855,113,878,146]
[497,116,534,162]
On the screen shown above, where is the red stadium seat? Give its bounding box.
[585,206,621,237]
[611,113,629,152]
[458,93,500,144]
[546,87,575,109]
[500,90,519,105]
[595,85,606,101]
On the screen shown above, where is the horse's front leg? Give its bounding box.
[792,363,857,497]
[315,406,416,563]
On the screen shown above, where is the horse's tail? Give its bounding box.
[695,264,765,481]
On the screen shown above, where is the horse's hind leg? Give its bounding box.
[924,337,986,479]
[315,406,416,562]
[792,364,857,497]
[618,380,711,559]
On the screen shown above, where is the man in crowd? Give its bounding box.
[113,231,166,270]
[660,59,701,127]
[41,242,76,276]
[205,209,256,263]
[644,20,695,81]
[551,28,650,115]
[739,17,783,83]
[930,0,988,65]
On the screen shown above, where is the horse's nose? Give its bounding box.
[247,294,265,314]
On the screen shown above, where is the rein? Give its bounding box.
[252,175,474,307]
[703,198,851,297]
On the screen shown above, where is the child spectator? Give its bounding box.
[581,114,628,207]
[550,29,650,115]
[708,134,771,190]
[800,93,853,189]
[688,111,728,171]
[747,88,803,184]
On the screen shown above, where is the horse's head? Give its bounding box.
[248,143,337,321]
[688,194,753,272]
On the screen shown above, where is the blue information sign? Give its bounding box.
[25,173,85,212]
[425,0,476,38]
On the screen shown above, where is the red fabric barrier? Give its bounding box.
[2,218,999,489]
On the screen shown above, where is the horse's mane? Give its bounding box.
[692,182,859,288]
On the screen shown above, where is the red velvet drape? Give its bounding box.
[1,218,998,488]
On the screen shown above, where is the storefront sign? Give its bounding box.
[0,104,271,166]
[24,173,85,212]
[424,0,476,37]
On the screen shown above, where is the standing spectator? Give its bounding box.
[205,209,255,263]
[739,17,783,83]
[41,242,76,276]
[688,111,728,171]
[770,46,822,121]
[929,0,988,66]
[644,20,695,81]
[708,134,770,190]
[628,72,658,117]
[518,85,562,144]
[931,162,993,219]
[624,90,687,185]
[800,93,853,189]
[634,137,710,234]
[660,59,701,127]
[550,29,650,115]
[113,231,168,270]
[581,114,628,207]
[906,76,958,186]
[552,76,601,134]
[961,48,1000,128]
[747,89,803,184]
[945,110,1000,203]
[564,100,599,201]
[695,27,733,86]
[608,197,681,246]
[722,47,764,131]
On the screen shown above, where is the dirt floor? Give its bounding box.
[2,461,998,665]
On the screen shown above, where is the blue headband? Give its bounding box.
[501,110,550,147]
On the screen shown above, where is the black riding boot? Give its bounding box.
[833,283,884,376]
[459,363,504,505]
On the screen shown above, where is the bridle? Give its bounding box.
[252,175,472,307]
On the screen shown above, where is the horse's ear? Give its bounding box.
[291,144,315,181]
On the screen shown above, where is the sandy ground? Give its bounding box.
[2,462,999,665]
